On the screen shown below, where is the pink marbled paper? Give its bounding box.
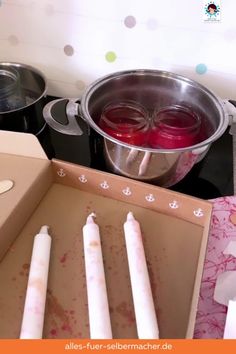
[194,196,236,338]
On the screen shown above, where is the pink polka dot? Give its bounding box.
[124,15,136,28]
[64,45,74,56]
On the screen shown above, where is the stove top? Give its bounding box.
[38,97,233,200]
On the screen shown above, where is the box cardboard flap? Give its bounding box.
[0,130,47,159]
[0,131,52,261]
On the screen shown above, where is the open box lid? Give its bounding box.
[0,130,48,159]
[0,130,52,260]
[0,130,213,338]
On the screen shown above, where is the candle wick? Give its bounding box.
[86,212,97,224]
[127,211,135,221]
[39,225,49,234]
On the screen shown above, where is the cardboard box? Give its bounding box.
[0,131,212,339]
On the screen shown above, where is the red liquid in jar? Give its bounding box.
[99,102,149,146]
[149,105,202,148]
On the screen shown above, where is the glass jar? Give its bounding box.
[0,66,25,112]
[99,101,149,146]
[149,105,201,148]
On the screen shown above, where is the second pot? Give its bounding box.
[0,62,47,136]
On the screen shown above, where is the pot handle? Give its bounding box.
[222,100,236,126]
[43,98,84,136]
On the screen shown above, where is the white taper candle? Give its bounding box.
[20,225,51,339]
[124,212,159,339]
[83,213,112,339]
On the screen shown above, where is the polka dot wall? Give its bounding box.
[0,0,236,98]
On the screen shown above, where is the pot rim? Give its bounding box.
[0,62,47,114]
[81,68,228,153]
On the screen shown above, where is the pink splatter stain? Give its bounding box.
[60,253,67,264]
[47,289,73,336]
[50,328,58,336]
[18,263,30,277]
[59,252,71,268]
[116,301,135,325]
[146,260,158,300]
[61,323,72,333]
[22,263,30,270]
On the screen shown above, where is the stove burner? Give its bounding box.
[170,175,222,199]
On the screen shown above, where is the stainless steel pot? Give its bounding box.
[0,62,47,135]
[43,69,232,187]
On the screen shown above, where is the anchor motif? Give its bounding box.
[57,168,66,177]
[193,208,204,217]
[145,193,155,202]
[78,175,87,183]
[122,187,132,196]
[169,200,179,209]
[100,181,109,189]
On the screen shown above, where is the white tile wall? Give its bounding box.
[0,0,235,99]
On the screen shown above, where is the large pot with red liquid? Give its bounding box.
[43,69,230,187]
